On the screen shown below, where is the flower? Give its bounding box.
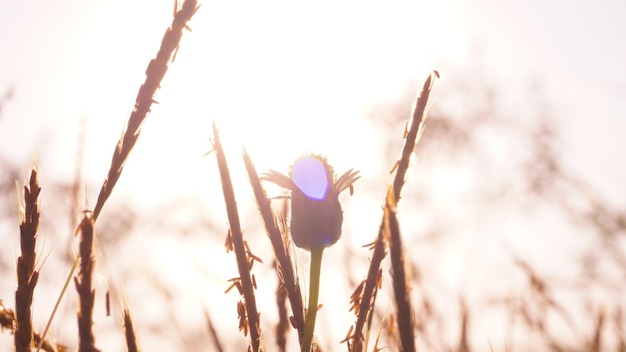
[263,154,360,251]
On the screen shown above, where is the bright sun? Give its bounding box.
[148,1,461,191]
[4,1,466,204]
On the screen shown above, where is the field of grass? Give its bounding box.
[1,1,624,351]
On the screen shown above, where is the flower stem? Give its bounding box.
[301,247,324,352]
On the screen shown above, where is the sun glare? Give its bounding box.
[0,0,468,195]
[127,1,466,186]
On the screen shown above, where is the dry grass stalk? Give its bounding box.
[211,123,264,352]
[349,73,435,352]
[74,214,99,352]
[275,268,289,352]
[243,149,306,343]
[590,307,604,352]
[92,0,199,220]
[457,299,470,352]
[383,189,415,352]
[347,201,384,351]
[15,168,41,352]
[122,307,140,352]
[615,307,626,351]
[204,309,224,352]
[391,73,435,202]
[2,301,67,352]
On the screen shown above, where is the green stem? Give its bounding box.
[301,247,324,352]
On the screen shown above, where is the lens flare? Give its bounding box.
[292,156,329,200]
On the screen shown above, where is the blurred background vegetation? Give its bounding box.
[1,1,625,351]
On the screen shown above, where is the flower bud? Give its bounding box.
[263,155,360,251]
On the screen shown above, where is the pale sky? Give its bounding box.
[1,0,625,350]
[1,0,624,199]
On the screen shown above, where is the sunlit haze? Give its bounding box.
[1,0,625,350]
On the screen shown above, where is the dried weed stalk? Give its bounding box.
[2,301,67,352]
[384,189,415,352]
[93,0,199,220]
[457,299,470,352]
[243,149,306,343]
[349,73,435,352]
[74,214,99,352]
[275,267,289,352]
[15,168,40,352]
[122,307,140,352]
[212,123,264,352]
[204,309,225,352]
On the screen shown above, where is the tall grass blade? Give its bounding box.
[15,168,40,352]
[212,123,264,352]
[123,307,141,352]
[74,214,99,352]
[351,73,435,352]
[384,189,415,352]
[243,149,306,343]
[93,0,199,220]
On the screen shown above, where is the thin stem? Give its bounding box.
[244,150,306,341]
[351,73,436,352]
[301,247,324,352]
[122,307,140,352]
[35,254,79,352]
[213,124,263,351]
[75,214,98,352]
